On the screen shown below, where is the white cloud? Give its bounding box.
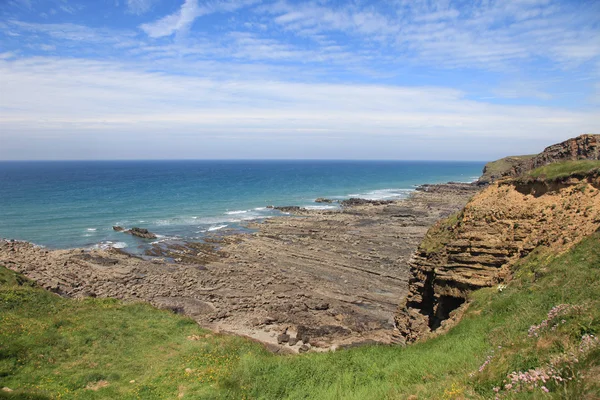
[0,56,598,160]
[126,0,156,15]
[140,0,260,38]
[265,0,600,70]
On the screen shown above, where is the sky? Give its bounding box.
[0,0,599,160]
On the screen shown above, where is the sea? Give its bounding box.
[0,160,484,253]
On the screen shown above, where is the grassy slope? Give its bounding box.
[0,268,267,400]
[527,160,600,180]
[2,233,600,399]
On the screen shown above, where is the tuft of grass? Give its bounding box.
[1,231,600,399]
[528,160,600,180]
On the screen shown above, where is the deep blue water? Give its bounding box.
[0,160,484,251]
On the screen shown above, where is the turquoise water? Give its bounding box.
[0,160,484,251]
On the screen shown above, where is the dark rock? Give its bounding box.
[315,198,334,203]
[126,227,157,239]
[341,198,394,207]
[273,206,303,213]
[113,226,124,232]
[298,344,310,353]
[288,337,299,346]
[277,333,290,344]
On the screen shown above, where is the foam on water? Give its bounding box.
[304,205,339,210]
[90,241,128,250]
[348,188,414,200]
[225,210,249,215]
[207,224,228,231]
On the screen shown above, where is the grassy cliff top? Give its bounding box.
[527,159,600,180]
[478,155,536,184]
[2,231,600,399]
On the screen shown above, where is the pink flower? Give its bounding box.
[541,386,549,393]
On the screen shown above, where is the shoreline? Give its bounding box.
[0,182,480,352]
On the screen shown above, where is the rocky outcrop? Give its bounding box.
[478,134,600,184]
[512,134,600,176]
[126,227,157,239]
[340,198,394,207]
[395,170,600,343]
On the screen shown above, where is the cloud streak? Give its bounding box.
[1,56,598,159]
[140,0,260,38]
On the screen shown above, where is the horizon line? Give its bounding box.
[0,158,490,163]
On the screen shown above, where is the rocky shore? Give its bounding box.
[0,182,479,352]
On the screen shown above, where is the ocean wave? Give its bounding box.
[90,241,128,250]
[86,228,97,231]
[225,210,249,215]
[207,224,228,231]
[347,188,414,200]
[305,205,339,210]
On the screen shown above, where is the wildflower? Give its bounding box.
[541,386,549,393]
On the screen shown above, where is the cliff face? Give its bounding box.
[478,134,600,184]
[395,170,600,343]
[515,134,600,175]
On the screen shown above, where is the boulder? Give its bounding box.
[277,333,290,344]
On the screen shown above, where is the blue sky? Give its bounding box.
[0,0,599,160]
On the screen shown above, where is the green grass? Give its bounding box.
[528,160,600,180]
[2,233,600,399]
[418,211,462,255]
[0,267,268,399]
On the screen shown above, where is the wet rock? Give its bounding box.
[315,198,334,203]
[273,206,303,213]
[341,198,394,207]
[113,226,124,232]
[126,227,157,239]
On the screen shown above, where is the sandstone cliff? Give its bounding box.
[396,136,600,343]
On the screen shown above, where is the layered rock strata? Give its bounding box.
[395,171,600,343]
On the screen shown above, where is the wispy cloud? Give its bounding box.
[140,0,260,38]
[126,0,156,15]
[1,56,598,159]
[265,0,600,70]
[1,0,599,159]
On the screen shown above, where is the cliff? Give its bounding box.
[478,134,600,184]
[396,135,600,343]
